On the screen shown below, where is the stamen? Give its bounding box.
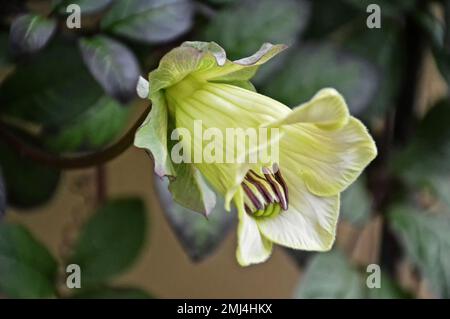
[262,168,288,210]
[245,170,275,203]
[241,165,289,217]
[242,182,264,210]
[273,165,289,207]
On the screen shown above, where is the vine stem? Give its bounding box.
[0,106,150,170]
[378,5,427,279]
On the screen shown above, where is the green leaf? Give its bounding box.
[342,19,404,119]
[303,0,359,39]
[0,138,60,209]
[260,44,378,115]
[71,286,152,299]
[204,0,236,4]
[155,178,234,262]
[0,39,105,127]
[341,176,372,227]
[79,36,140,103]
[367,272,411,299]
[295,250,366,299]
[294,249,409,299]
[389,205,450,298]
[415,10,445,49]
[54,0,113,14]
[343,0,418,15]
[43,96,130,153]
[393,99,450,206]
[9,14,57,55]
[0,33,12,68]
[415,9,449,85]
[202,0,309,60]
[0,224,58,298]
[434,49,450,85]
[101,0,194,44]
[69,198,147,286]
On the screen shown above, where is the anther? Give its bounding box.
[241,165,289,216]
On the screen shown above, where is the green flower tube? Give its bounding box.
[135,42,377,266]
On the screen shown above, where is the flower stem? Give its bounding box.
[0,106,150,170]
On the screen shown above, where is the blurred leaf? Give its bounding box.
[260,44,378,115]
[0,33,12,68]
[294,250,366,299]
[415,10,445,49]
[343,0,418,15]
[342,20,404,119]
[54,0,113,14]
[69,198,147,286]
[0,40,105,127]
[341,176,372,227]
[294,249,409,299]
[202,0,310,59]
[155,177,235,262]
[0,138,60,209]
[445,0,450,48]
[71,286,152,299]
[101,0,194,44]
[43,96,129,153]
[394,99,450,205]
[303,0,359,39]
[0,224,58,298]
[205,0,235,4]
[390,205,450,298]
[434,49,450,85]
[79,36,140,103]
[415,9,450,85]
[430,175,450,209]
[0,172,5,219]
[367,272,411,299]
[9,14,57,55]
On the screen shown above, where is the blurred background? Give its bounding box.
[0,0,449,299]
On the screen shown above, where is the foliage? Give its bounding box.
[0,0,449,299]
[0,198,151,298]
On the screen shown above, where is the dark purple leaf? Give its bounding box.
[9,14,57,55]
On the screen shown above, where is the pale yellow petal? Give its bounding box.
[267,88,350,130]
[279,117,377,197]
[167,81,287,204]
[257,173,339,251]
[235,189,273,266]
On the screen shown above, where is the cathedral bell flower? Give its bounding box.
[134,41,377,266]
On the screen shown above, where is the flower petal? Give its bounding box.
[169,82,286,209]
[279,117,377,197]
[134,90,175,177]
[257,175,339,251]
[235,189,273,266]
[194,43,287,82]
[267,88,350,130]
[148,45,218,95]
[148,42,287,96]
[168,163,217,217]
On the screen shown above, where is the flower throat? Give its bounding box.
[242,164,289,218]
